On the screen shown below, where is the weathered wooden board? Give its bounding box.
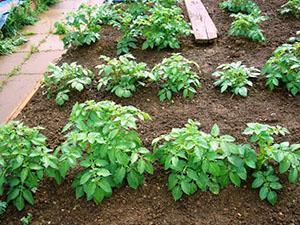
[184,0,218,42]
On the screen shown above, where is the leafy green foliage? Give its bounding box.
[147,0,180,7]
[229,11,268,42]
[1,0,37,37]
[0,36,25,55]
[35,0,58,13]
[117,3,191,54]
[263,33,300,96]
[0,201,7,215]
[59,4,102,47]
[153,120,257,200]
[0,36,27,55]
[0,121,60,211]
[97,54,151,98]
[95,3,120,26]
[252,166,282,205]
[212,61,260,97]
[43,63,94,105]
[58,100,153,204]
[152,54,201,101]
[220,0,259,14]
[54,21,68,35]
[280,0,300,18]
[243,123,300,205]
[20,213,33,225]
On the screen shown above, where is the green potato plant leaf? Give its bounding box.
[229,10,268,42]
[153,120,257,200]
[280,0,300,18]
[0,121,61,211]
[212,61,260,97]
[116,2,191,54]
[219,0,259,14]
[97,54,152,98]
[263,32,300,96]
[58,100,153,204]
[43,62,94,105]
[152,53,201,101]
[243,123,300,205]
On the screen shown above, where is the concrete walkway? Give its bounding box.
[0,0,104,124]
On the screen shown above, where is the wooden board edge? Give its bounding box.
[4,79,43,123]
[184,0,218,42]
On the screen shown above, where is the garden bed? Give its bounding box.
[2,0,300,224]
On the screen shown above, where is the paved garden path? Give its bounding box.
[0,0,104,124]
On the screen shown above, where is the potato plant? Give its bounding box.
[212,61,260,97]
[153,120,257,200]
[97,54,152,98]
[58,100,153,204]
[229,11,268,42]
[243,123,300,205]
[117,4,191,54]
[58,4,102,47]
[280,0,300,18]
[152,54,201,101]
[0,121,60,210]
[43,63,94,105]
[263,33,300,96]
[220,0,259,14]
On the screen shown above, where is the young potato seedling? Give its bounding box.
[263,32,300,96]
[117,3,191,54]
[152,53,201,101]
[57,100,154,204]
[280,0,300,18]
[0,121,61,211]
[43,63,94,105]
[243,123,300,205]
[220,0,259,14]
[97,54,152,98]
[153,120,257,200]
[212,61,260,97]
[58,4,102,48]
[229,10,268,42]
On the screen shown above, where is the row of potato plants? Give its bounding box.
[220,0,300,42]
[0,101,299,211]
[43,53,201,104]
[54,0,299,50]
[220,0,268,42]
[43,31,299,107]
[54,0,190,54]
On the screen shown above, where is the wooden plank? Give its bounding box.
[185,0,218,42]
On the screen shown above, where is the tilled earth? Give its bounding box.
[2,0,300,224]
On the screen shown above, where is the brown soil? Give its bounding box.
[2,0,300,224]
